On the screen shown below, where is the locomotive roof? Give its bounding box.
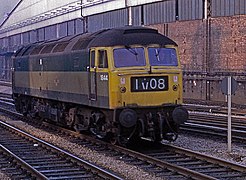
[15,26,177,57]
[87,26,177,47]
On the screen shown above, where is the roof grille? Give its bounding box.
[123,29,158,34]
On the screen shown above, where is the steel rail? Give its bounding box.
[163,144,246,172]
[0,120,123,180]
[113,144,217,180]
[0,144,47,179]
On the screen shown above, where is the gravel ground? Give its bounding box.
[0,172,10,180]
[0,114,245,180]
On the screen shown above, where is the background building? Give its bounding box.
[0,0,20,26]
[0,0,246,104]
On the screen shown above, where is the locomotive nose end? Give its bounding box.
[172,106,189,125]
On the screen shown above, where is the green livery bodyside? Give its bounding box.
[13,50,109,108]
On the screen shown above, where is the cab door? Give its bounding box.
[96,49,109,107]
[88,49,109,106]
[89,50,96,101]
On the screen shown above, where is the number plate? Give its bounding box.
[131,76,168,92]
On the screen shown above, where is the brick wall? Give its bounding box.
[209,16,246,72]
[149,15,246,105]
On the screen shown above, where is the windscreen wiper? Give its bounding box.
[125,45,139,62]
[155,48,161,61]
[125,45,138,56]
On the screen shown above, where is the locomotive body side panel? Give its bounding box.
[13,50,110,108]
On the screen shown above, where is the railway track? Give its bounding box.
[0,92,245,179]
[181,111,246,142]
[0,107,245,179]
[0,81,12,88]
[0,120,123,179]
[0,145,34,179]
[138,143,246,180]
[184,103,246,117]
[0,92,13,104]
[0,108,213,179]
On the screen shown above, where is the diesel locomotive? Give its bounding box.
[12,26,188,145]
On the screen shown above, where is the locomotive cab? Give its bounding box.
[87,42,188,145]
[105,44,188,144]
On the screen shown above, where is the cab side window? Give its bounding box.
[98,50,108,68]
[90,50,95,68]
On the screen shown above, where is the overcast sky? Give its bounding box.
[0,0,20,26]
